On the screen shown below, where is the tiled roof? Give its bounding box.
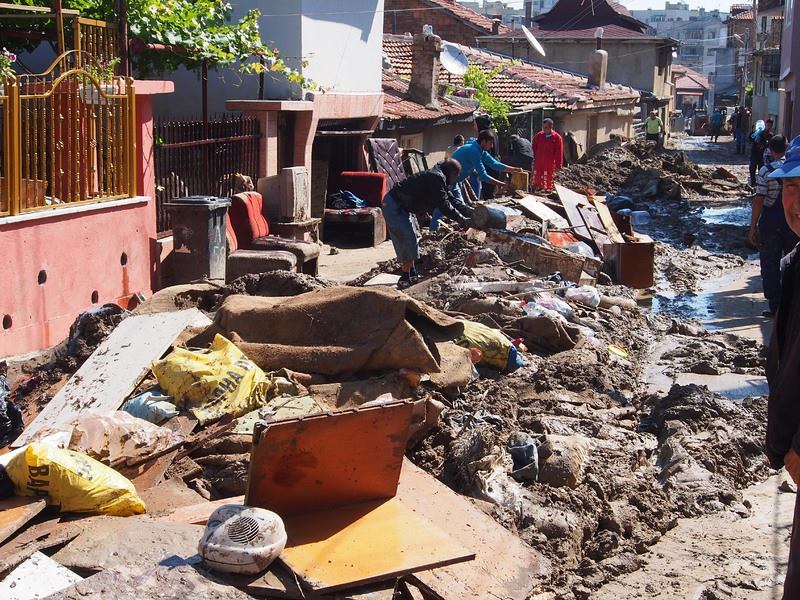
[730,3,751,10]
[382,73,475,121]
[608,1,632,17]
[383,34,640,110]
[675,66,709,90]
[729,8,754,20]
[421,0,511,35]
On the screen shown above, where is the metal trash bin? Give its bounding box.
[165,196,231,284]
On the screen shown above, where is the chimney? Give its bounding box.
[588,49,608,89]
[409,31,443,108]
[492,19,501,35]
[524,0,533,27]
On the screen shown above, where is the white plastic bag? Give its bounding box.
[564,285,601,308]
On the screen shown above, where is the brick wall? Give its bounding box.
[385,0,485,46]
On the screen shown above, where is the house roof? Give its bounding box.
[480,22,665,40]
[729,8,754,20]
[381,73,475,122]
[383,34,640,110]
[419,0,511,35]
[675,66,710,90]
[533,0,649,33]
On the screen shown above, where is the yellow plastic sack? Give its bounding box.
[152,334,270,423]
[5,443,145,516]
[453,320,513,370]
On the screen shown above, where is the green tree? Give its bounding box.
[463,65,511,136]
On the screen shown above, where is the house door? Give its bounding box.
[587,116,599,150]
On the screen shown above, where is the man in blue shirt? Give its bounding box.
[451,129,523,208]
[709,108,723,143]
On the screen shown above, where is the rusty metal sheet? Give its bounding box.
[280,497,474,593]
[246,401,414,516]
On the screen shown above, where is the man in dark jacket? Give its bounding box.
[382,158,470,288]
[764,134,800,599]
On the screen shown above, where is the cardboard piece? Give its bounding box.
[14,309,211,447]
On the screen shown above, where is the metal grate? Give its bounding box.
[226,516,261,544]
[153,114,260,235]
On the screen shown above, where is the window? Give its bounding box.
[707,31,715,39]
[761,15,768,32]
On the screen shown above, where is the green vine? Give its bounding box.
[463,65,511,136]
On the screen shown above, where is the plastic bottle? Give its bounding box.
[630,210,651,226]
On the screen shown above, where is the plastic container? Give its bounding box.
[630,210,651,226]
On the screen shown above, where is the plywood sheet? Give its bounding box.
[555,183,591,207]
[0,518,83,577]
[280,497,474,593]
[554,185,591,241]
[399,460,549,600]
[514,195,570,229]
[156,495,245,525]
[246,402,414,516]
[14,309,211,447]
[0,551,81,599]
[591,198,625,244]
[0,497,46,545]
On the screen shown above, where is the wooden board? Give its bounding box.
[398,460,549,600]
[555,183,591,207]
[577,204,613,257]
[0,497,46,545]
[0,518,83,577]
[280,497,475,593]
[554,185,592,241]
[52,517,205,573]
[591,198,625,244]
[156,495,245,525]
[513,195,570,229]
[14,309,210,448]
[0,551,82,599]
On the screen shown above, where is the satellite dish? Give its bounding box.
[441,43,469,76]
[521,25,546,58]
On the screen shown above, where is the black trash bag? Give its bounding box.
[0,376,24,448]
[0,465,14,499]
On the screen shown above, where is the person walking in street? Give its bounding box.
[750,135,798,317]
[382,159,470,289]
[763,134,800,599]
[644,110,664,147]
[532,118,564,191]
[709,108,723,143]
[750,118,774,187]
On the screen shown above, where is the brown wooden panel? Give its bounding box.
[0,497,46,546]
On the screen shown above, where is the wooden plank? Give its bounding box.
[280,497,475,593]
[14,309,210,447]
[554,185,592,241]
[0,518,83,577]
[512,195,570,229]
[0,497,46,545]
[156,495,246,525]
[591,198,625,244]
[0,551,82,599]
[577,205,613,258]
[555,183,591,207]
[399,460,549,600]
[52,517,205,573]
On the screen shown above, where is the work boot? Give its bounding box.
[397,272,413,290]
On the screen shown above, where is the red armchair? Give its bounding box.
[323,171,388,247]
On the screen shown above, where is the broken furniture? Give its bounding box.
[165,196,231,284]
[228,191,321,275]
[257,166,322,243]
[245,401,475,593]
[324,171,388,247]
[225,217,298,282]
[402,147,429,176]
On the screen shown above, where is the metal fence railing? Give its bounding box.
[154,114,260,235]
[0,52,136,217]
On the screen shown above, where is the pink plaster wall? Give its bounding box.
[0,82,171,358]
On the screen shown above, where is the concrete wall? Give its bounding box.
[154,0,384,116]
[478,38,672,98]
[0,199,155,357]
[556,110,633,158]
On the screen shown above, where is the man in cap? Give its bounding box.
[750,135,798,317]
[764,135,800,599]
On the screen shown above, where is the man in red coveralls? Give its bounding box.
[532,118,564,191]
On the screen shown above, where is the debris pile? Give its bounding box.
[556,139,751,199]
[0,166,769,599]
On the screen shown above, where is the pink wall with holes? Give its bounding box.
[0,199,156,357]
